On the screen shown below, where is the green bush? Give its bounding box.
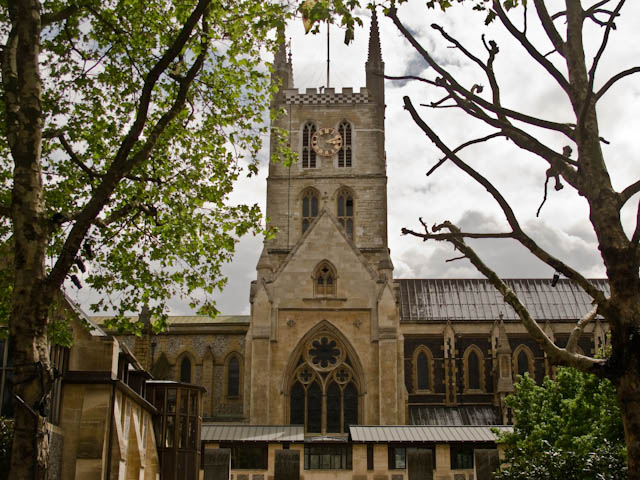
[0,417,13,474]
[495,367,627,480]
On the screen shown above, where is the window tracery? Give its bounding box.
[302,122,317,168]
[289,332,359,434]
[313,261,337,297]
[338,121,352,168]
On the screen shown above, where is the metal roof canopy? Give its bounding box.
[349,425,512,443]
[201,424,304,443]
[397,278,609,323]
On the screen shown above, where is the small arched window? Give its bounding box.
[180,356,192,383]
[302,188,319,234]
[338,122,352,168]
[302,122,317,168]
[227,355,240,398]
[314,261,337,296]
[337,189,354,240]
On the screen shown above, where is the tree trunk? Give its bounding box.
[4,1,52,479]
[617,370,640,479]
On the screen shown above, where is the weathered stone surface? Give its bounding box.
[203,448,231,480]
[274,449,300,480]
[408,448,433,480]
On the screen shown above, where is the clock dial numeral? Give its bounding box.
[311,127,343,156]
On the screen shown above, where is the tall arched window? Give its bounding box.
[463,345,485,392]
[313,261,337,296]
[468,351,480,389]
[302,188,319,234]
[288,332,360,434]
[226,355,240,398]
[412,346,433,392]
[336,188,354,240]
[179,356,192,383]
[302,122,317,168]
[338,121,352,168]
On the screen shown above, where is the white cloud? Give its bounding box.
[78,2,640,315]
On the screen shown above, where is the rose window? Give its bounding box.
[307,336,343,370]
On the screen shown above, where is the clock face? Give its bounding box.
[311,127,343,156]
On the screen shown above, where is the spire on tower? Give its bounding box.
[273,25,294,91]
[365,9,384,104]
[367,9,383,68]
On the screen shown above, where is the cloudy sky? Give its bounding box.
[74,1,640,316]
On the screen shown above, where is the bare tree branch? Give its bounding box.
[402,95,608,306]
[579,0,626,133]
[566,305,598,353]
[401,228,514,240]
[596,66,640,101]
[533,0,566,57]
[427,132,505,176]
[491,0,571,94]
[427,221,606,375]
[619,179,640,206]
[386,6,576,139]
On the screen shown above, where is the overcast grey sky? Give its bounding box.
[74,1,640,316]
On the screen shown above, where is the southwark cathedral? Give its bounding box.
[1,13,609,480]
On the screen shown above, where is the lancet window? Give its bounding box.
[463,345,485,392]
[179,356,192,383]
[302,122,317,168]
[412,346,433,392]
[513,345,535,380]
[338,121,352,168]
[289,333,359,434]
[336,188,354,240]
[302,188,319,234]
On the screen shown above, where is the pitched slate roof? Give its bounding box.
[349,425,512,443]
[397,278,608,323]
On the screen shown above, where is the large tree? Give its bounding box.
[0,0,287,478]
[357,0,640,476]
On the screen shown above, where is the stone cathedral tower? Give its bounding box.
[245,13,406,432]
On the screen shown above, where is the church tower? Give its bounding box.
[246,12,405,432]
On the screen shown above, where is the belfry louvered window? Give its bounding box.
[302,188,319,234]
[337,188,354,240]
[302,122,317,168]
[338,122,352,167]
